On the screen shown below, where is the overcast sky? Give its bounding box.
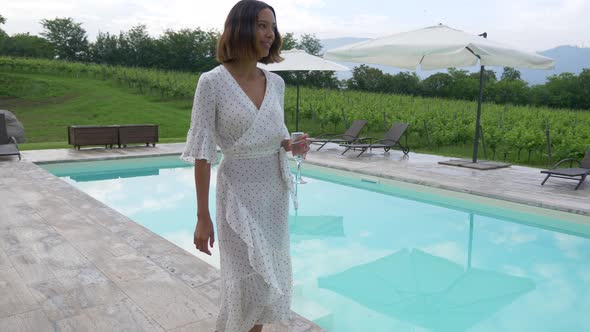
[2,0,589,52]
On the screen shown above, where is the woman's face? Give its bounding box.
[256,8,276,59]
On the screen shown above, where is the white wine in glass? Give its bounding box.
[290,132,307,184]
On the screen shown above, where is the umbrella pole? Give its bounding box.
[467,213,474,269]
[296,82,300,132]
[472,65,485,163]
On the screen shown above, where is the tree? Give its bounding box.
[124,24,159,67]
[40,17,89,61]
[446,68,479,100]
[281,32,298,51]
[529,84,551,107]
[420,72,453,98]
[0,14,7,40]
[501,67,522,81]
[0,33,54,58]
[298,33,322,56]
[543,72,581,109]
[0,15,53,58]
[157,28,218,72]
[488,67,529,105]
[347,64,385,91]
[89,31,121,64]
[469,69,497,84]
[192,29,219,72]
[389,72,420,95]
[577,69,590,110]
[491,79,530,105]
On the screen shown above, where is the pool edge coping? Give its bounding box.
[303,159,590,219]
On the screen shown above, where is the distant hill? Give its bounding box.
[521,45,590,85]
[321,38,590,86]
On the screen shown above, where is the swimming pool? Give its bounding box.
[41,155,590,332]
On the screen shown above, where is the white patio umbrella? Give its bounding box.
[324,24,555,163]
[259,49,349,131]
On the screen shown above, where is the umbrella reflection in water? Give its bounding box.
[318,213,535,332]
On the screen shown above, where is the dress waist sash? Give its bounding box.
[221,147,298,209]
[222,148,280,160]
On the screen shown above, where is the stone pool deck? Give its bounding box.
[1,143,589,331]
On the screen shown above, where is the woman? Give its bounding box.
[181,1,307,331]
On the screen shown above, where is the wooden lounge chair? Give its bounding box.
[340,122,409,158]
[309,120,368,151]
[0,114,21,160]
[541,150,590,190]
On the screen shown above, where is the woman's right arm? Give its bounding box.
[194,159,215,255]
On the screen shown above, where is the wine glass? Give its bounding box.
[290,132,307,184]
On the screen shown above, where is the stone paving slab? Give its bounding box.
[2,143,590,331]
[0,268,40,318]
[438,159,511,170]
[0,145,324,331]
[0,309,53,332]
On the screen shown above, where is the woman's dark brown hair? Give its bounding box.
[216,0,283,64]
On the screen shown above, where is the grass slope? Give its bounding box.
[0,72,192,149]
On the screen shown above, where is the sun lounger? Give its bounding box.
[340,123,409,157]
[309,120,368,151]
[0,114,21,160]
[540,150,590,190]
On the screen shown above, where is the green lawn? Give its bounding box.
[1,72,192,149]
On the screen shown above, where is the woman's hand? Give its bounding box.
[194,213,215,255]
[281,138,292,152]
[290,134,310,158]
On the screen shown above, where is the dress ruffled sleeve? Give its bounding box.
[181,73,218,164]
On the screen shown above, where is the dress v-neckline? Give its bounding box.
[221,65,269,112]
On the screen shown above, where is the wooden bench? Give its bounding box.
[118,124,159,147]
[67,125,159,149]
[68,125,119,150]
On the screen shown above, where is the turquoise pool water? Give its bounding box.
[41,155,590,332]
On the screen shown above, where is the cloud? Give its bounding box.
[421,241,465,265]
[529,263,578,313]
[480,0,590,50]
[502,265,528,278]
[72,178,125,202]
[66,166,197,217]
[292,0,326,8]
[487,224,537,246]
[291,239,393,284]
[553,233,589,260]
[3,0,587,51]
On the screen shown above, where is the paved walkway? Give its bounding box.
[1,143,589,331]
[0,144,322,332]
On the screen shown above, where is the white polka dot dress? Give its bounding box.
[181,65,295,332]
